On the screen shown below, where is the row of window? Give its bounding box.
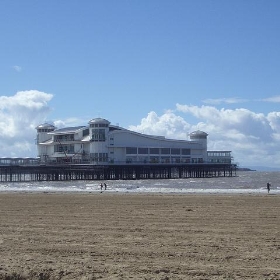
[126,147,191,155]
[37,129,54,132]
[207,152,231,157]
[54,135,74,142]
[90,153,108,162]
[208,159,231,163]
[91,129,106,141]
[90,124,109,128]
[126,156,202,164]
[54,145,74,153]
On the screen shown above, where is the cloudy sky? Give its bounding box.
[1,1,280,168]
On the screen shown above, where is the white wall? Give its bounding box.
[111,130,203,149]
[108,147,126,163]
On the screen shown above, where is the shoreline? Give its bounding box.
[1,193,280,279]
[0,190,275,196]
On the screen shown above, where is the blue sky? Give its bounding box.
[1,0,280,168]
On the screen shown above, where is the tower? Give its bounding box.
[88,118,110,163]
[189,130,208,161]
[36,123,56,161]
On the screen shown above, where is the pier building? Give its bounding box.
[35,118,232,165]
[0,118,236,182]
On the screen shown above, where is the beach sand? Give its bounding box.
[0,192,280,279]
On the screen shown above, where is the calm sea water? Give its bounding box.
[0,171,280,194]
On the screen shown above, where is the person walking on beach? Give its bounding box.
[104,183,107,190]
[100,183,103,192]
[267,182,271,194]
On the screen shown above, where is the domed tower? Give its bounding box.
[36,123,56,143]
[189,130,208,161]
[88,118,110,163]
[36,123,56,161]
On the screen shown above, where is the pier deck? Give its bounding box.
[0,163,236,182]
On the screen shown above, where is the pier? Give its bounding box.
[0,163,236,182]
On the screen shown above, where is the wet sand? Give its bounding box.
[0,193,280,279]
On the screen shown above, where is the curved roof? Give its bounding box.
[36,123,56,130]
[189,130,208,138]
[50,126,86,134]
[88,118,110,125]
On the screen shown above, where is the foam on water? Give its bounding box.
[1,171,280,194]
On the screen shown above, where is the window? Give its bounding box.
[55,134,74,142]
[161,148,170,154]
[173,157,181,163]
[99,153,108,162]
[83,128,89,136]
[91,129,105,141]
[90,124,97,128]
[126,147,137,154]
[150,148,159,154]
[138,147,148,154]
[182,157,191,163]
[138,156,149,163]
[182,149,190,155]
[171,148,180,155]
[161,156,170,163]
[150,157,159,163]
[90,123,108,128]
[38,128,53,132]
[55,145,74,153]
[90,153,108,162]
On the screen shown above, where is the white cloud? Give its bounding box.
[267,111,280,131]
[0,90,53,157]
[54,117,88,129]
[203,97,248,105]
[130,104,280,168]
[2,91,280,168]
[176,104,271,140]
[128,111,191,139]
[261,95,280,103]
[13,65,22,72]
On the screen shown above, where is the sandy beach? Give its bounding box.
[0,193,280,279]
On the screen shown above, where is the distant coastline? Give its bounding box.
[238,166,280,172]
[237,167,256,171]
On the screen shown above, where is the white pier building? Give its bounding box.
[36,118,232,165]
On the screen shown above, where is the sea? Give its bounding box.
[0,171,280,194]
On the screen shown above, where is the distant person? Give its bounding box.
[100,183,103,192]
[267,182,271,194]
[104,183,107,190]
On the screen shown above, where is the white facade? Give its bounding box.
[36,118,231,164]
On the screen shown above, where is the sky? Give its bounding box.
[1,0,280,169]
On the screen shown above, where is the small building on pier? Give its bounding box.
[35,118,232,165]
